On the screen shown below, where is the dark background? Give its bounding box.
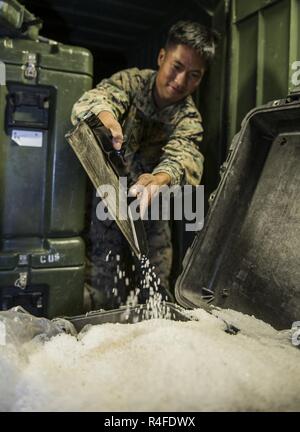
[21,0,220,81]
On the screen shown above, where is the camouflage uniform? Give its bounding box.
[71,68,204,309]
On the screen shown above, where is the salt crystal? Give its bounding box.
[105,251,112,262]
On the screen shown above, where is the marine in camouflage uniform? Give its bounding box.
[71,69,204,185]
[71,67,204,309]
[71,18,217,308]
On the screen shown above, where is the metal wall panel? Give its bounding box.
[289,0,300,92]
[228,15,259,147]
[228,0,300,143]
[261,0,290,103]
[234,0,281,22]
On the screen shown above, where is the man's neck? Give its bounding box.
[152,82,165,110]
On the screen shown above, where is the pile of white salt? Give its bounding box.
[0,307,299,412]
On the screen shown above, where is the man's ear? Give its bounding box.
[157,48,166,67]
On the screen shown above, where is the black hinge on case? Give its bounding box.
[286,91,300,102]
[269,92,300,108]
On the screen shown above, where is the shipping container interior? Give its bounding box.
[13,0,300,300]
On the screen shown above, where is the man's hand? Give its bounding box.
[98,111,123,150]
[128,172,171,218]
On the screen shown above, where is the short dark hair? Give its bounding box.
[166,20,219,66]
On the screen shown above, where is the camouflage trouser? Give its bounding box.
[85,198,173,310]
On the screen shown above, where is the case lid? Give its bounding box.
[0,0,42,40]
[175,96,300,330]
[0,37,93,76]
[0,237,85,270]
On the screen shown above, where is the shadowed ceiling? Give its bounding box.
[21,0,220,78]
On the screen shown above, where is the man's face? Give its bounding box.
[154,44,206,108]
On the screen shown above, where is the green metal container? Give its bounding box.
[0,0,42,40]
[0,238,85,318]
[0,35,93,318]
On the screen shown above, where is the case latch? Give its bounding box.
[14,272,28,290]
[23,52,38,80]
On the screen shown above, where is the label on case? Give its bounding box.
[12,129,43,148]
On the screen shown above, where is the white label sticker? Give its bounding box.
[12,129,43,148]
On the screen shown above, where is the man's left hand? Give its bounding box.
[128,172,171,218]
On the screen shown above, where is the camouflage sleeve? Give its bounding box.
[152,116,204,186]
[71,68,141,125]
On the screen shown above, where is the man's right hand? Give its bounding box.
[98,111,123,150]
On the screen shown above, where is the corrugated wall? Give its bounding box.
[228,0,300,143]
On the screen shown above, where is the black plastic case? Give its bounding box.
[175,94,300,330]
